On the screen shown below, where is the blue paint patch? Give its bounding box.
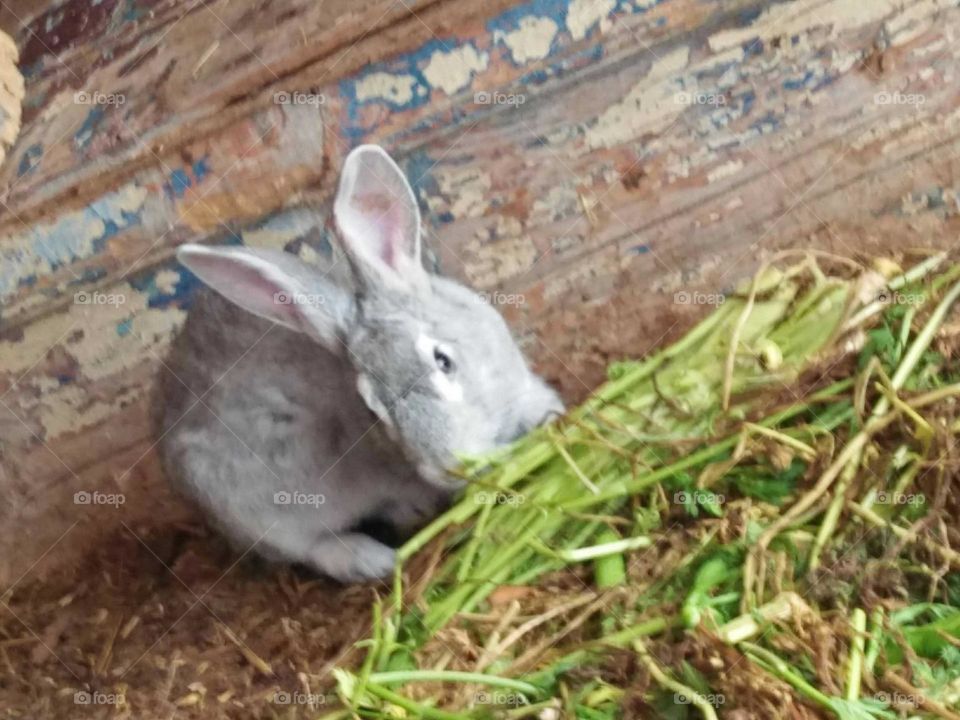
[629,244,651,255]
[783,70,814,91]
[404,150,442,201]
[192,157,211,182]
[116,317,133,336]
[17,145,43,177]
[0,187,147,298]
[164,156,212,198]
[74,107,105,150]
[743,39,765,57]
[518,42,603,88]
[340,38,460,136]
[130,264,204,310]
[750,111,780,134]
[739,5,764,25]
[166,168,192,198]
[79,267,108,284]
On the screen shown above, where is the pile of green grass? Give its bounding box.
[327,253,960,719]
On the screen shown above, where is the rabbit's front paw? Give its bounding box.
[310,533,396,583]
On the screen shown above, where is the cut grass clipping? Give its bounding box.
[328,252,960,720]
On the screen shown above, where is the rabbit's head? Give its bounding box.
[176,145,563,486]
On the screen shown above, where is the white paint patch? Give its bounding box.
[354,72,420,106]
[422,43,489,96]
[567,0,616,40]
[426,165,492,219]
[707,159,744,183]
[496,16,559,64]
[154,269,180,295]
[885,0,955,47]
[585,46,692,151]
[708,0,901,53]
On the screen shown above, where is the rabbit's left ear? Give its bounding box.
[334,145,429,294]
[176,244,353,350]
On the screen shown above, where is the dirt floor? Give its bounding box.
[0,516,381,719]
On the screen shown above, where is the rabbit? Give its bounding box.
[157,144,563,583]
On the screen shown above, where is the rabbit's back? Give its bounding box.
[157,289,425,550]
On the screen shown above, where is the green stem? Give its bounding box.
[363,682,466,720]
[368,671,539,696]
[845,608,867,700]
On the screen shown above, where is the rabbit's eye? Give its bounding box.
[433,347,455,374]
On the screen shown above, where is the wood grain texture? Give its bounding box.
[3,0,960,584]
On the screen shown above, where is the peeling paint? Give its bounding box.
[422,43,489,95]
[707,158,744,183]
[354,71,423,107]
[496,16,560,64]
[708,0,901,53]
[427,166,493,219]
[567,0,616,41]
[585,46,691,150]
[465,232,538,287]
[0,183,149,300]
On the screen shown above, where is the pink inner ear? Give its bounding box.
[186,253,301,328]
[357,191,407,269]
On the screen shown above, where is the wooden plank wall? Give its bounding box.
[2,0,960,586]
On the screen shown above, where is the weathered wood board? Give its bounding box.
[2,0,960,588]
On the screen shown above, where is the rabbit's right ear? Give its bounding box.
[176,244,352,349]
[334,145,429,294]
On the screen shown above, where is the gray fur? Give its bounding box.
[157,145,562,582]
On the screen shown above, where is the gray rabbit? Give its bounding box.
[157,145,563,582]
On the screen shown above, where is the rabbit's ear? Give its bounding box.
[176,244,352,349]
[334,145,428,293]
